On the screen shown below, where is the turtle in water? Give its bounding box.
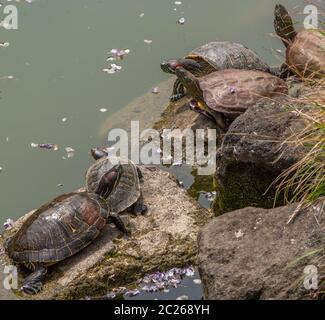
[5,168,128,295]
[160,41,271,102]
[86,148,147,215]
[274,4,325,79]
[175,67,288,131]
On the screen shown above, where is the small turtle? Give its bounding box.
[160,41,271,101]
[274,4,325,78]
[5,169,128,295]
[86,148,147,215]
[175,67,288,131]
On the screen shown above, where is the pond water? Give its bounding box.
[0,0,307,300]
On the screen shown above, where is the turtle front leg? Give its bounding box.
[108,212,130,235]
[170,78,186,102]
[21,263,47,295]
[130,193,148,215]
[210,110,228,133]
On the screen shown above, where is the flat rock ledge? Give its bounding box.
[198,199,325,300]
[0,167,211,300]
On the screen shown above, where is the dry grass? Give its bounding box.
[272,76,325,299]
[272,77,324,223]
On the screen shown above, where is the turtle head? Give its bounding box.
[175,67,203,101]
[96,165,123,199]
[274,4,297,47]
[91,147,109,160]
[160,58,202,75]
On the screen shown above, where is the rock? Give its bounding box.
[214,96,308,213]
[198,199,325,300]
[98,79,174,137]
[0,167,211,300]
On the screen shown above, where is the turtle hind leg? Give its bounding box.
[170,79,186,102]
[21,263,47,295]
[130,194,148,215]
[208,109,228,132]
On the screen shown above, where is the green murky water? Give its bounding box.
[0,0,307,299]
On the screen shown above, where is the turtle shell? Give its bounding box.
[198,69,288,119]
[286,30,325,79]
[86,157,140,213]
[5,192,108,264]
[186,41,271,76]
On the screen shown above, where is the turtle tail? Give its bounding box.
[274,4,297,48]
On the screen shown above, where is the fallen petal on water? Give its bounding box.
[0,42,10,48]
[144,39,153,44]
[177,295,189,300]
[99,108,108,113]
[65,147,75,158]
[193,279,202,284]
[177,17,186,25]
[124,289,140,297]
[31,143,59,151]
[3,219,14,230]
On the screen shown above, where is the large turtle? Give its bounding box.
[160,41,272,101]
[274,4,325,79]
[175,67,288,131]
[5,167,128,295]
[86,148,147,215]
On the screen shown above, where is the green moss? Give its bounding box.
[213,163,284,214]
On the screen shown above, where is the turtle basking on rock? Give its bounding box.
[160,41,272,101]
[5,168,128,295]
[175,68,288,131]
[86,148,147,215]
[274,3,325,79]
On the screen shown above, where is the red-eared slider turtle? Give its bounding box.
[5,170,128,295]
[274,4,325,78]
[175,67,288,131]
[160,41,271,101]
[86,148,147,215]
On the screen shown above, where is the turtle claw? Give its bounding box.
[21,281,43,295]
[132,203,148,215]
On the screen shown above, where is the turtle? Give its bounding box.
[85,148,147,215]
[175,67,288,131]
[5,167,128,295]
[160,41,272,102]
[274,4,325,79]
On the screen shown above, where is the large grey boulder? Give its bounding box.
[198,199,325,300]
[214,97,308,213]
